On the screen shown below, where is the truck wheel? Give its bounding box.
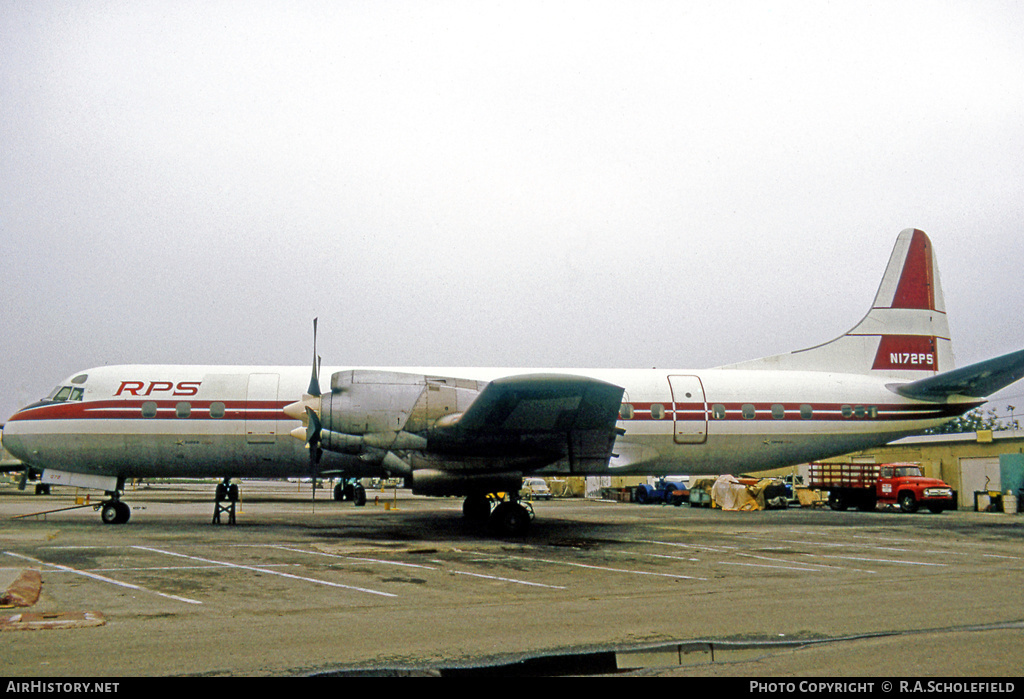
[828,492,848,511]
[899,493,918,513]
[634,487,648,504]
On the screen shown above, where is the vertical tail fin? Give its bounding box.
[721,229,954,377]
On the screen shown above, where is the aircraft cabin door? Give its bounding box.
[246,373,280,444]
[668,374,707,444]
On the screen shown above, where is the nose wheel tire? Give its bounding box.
[100,500,131,525]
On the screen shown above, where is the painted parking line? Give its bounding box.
[268,545,566,589]
[450,570,567,589]
[722,535,949,569]
[639,539,879,574]
[718,560,842,572]
[266,545,438,570]
[132,546,398,598]
[806,552,947,567]
[2,550,203,605]
[491,552,708,581]
[746,533,958,557]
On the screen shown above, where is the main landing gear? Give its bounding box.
[463,491,533,536]
[333,479,367,506]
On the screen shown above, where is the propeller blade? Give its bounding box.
[285,318,324,440]
[306,406,322,503]
[307,317,321,397]
[305,406,322,448]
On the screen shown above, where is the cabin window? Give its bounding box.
[712,404,726,420]
[742,404,756,419]
[209,402,226,419]
[176,402,191,418]
[868,406,878,418]
[141,401,158,418]
[771,404,785,420]
[854,405,866,419]
[842,405,853,418]
[619,403,634,420]
[651,404,665,420]
[800,404,813,419]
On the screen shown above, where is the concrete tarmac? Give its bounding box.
[1,480,1022,678]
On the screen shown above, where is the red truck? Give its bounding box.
[809,463,957,513]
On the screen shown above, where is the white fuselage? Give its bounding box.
[2,363,972,483]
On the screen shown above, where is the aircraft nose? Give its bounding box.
[1,418,29,463]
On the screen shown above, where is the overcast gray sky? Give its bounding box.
[2,0,1024,422]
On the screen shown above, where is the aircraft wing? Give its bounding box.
[427,373,625,471]
[890,348,1024,402]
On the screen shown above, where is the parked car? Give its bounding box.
[522,477,553,500]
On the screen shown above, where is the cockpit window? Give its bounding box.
[71,374,88,384]
[48,385,85,402]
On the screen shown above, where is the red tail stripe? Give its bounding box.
[891,229,935,310]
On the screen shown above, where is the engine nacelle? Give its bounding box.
[321,370,425,435]
[320,370,483,436]
[319,429,426,454]
[410,469,523,497]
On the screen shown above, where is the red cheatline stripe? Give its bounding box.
[7,400,291,422]
[11,398,976,425]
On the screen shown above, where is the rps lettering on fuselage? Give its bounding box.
[114,381,202,397]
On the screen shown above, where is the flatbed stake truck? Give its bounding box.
[809,463,957,513]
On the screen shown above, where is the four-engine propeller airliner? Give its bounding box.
[5,229,1024,534]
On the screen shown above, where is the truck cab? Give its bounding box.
[876,464,956,513]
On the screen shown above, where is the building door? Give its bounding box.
[959,457,1000,509]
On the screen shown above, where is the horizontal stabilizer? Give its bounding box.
[890,348,1024,401]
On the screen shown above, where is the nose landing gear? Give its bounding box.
[99,496,131,525]
[213,479,239,524]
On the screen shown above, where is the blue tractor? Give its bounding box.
[633,477,689,505]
